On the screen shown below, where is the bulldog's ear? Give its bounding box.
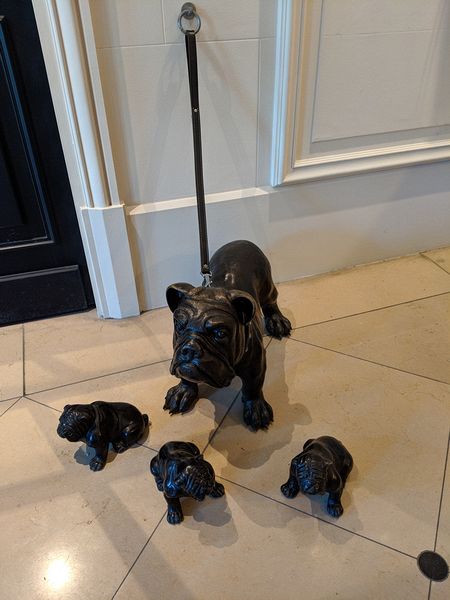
[228,290,256,325]
[166,283,194,312]
[63,404,72,412]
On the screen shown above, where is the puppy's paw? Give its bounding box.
[112,441,128,454]
[327,500,344,518]
[164,382,198,414]
[167,507,184,525]
[243,398,273,431]
[89,456,106,471]
[209,482,225,498]
[265,313,292,339]
[280,479,299,499]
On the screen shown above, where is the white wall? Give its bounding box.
[87,0,450,310]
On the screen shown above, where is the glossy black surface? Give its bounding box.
[281,436,353,518]
[57,402,149,471]
[417,550,449,582]
[151,441,224,524]
[165,240,292,431]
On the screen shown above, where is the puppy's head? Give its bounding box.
[57,404,94,442]
[158,454,215,501]
[166,283,256,388]
[294,454,331,496]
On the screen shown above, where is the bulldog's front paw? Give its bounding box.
[327,498,344,518]
[243,398,274,431]
[167,506,184,524]
[280,478,299,499]
[164,382,198,414]
[265,312,292,339]
[112,441,128,454]
[209,482,225,498]
[89,456,106,471]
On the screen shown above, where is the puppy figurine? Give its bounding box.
[151,441,224,524]
[165,240,292,431]
[57,401,149,471]
[281,436,353,517]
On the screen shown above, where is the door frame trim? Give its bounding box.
[32,0,139,318]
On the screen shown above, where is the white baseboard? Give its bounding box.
[126,162,450,311]
[81,205,140,318]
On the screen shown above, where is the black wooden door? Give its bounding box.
[0,0,94,326]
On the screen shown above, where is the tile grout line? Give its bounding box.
[427,579,432,600]
[217,475,418,561]
[433,429,450,552]
[27,356,172,397]
[23,395,65,414]
[289,336,450,387]
[110,511,168,600]
[420,252,450,276]
[0,397,21,418]
[202,389,243,454]
[290,290,450,332]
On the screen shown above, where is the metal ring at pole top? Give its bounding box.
[178,2,201,35]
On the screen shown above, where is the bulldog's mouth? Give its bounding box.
[174,362,233,388]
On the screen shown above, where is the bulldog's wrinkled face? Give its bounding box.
[166,284,256,389]
[161,459,214,501]
[57,405,93,442]
[296,455,329,496]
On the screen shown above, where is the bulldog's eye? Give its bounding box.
[214,328,228,340]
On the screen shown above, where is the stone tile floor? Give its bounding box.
[1,248,449,599]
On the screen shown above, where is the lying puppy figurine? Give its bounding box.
[165,240,292,430]
[57,401,149,471]
[150,441,224,524]
[281,436,353,517]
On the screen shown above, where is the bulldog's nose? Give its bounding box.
[180,339,202,361]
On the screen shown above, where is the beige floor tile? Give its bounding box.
[277,254,450,328]
[205,338,450,557]
[430,436,450,599]
[0,396,20,417]
[423,246,450,275]
[27,361,241,452]
[0,398,164,600]
[114,479,428,600]
[292,294,450,383]
[0,324,23,400]
[24,307,173,394]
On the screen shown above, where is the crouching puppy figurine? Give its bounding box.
[151,441,224,524]
[165,240,292,431]
[57,401,149,471]
[281,436,353,518]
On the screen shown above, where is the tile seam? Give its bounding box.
[290,291,450,332]
[26,356,172,397]
[288,337,450,387]
[110,511,168,600]
[217,475,418,561]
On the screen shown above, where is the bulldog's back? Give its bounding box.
[210,240,276,307]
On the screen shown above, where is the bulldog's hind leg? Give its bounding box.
[113,421,146,453]
[164,379,199,414]
[263,303,292,339]
[261,282,291,339]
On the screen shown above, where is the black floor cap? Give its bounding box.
[417,550,449,582]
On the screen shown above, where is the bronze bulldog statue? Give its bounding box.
[57,401,149,471]
[281,436,353,517]
[151,441,224,524]
[164,240,292,430]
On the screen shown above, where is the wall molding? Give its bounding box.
[32,0,139,318]
[271,0,450,186]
